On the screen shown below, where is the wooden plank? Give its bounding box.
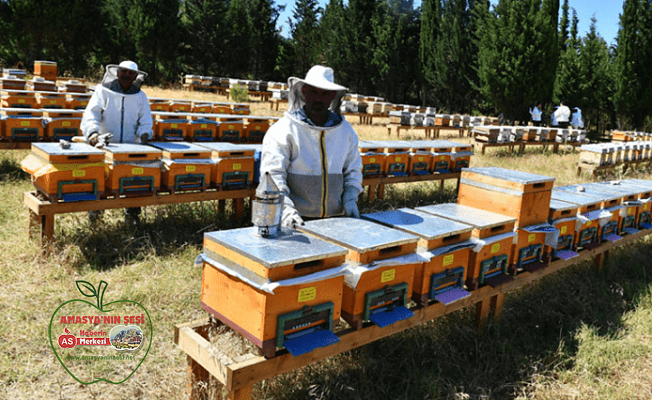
[23,188,255,215]
[175,324,230,386]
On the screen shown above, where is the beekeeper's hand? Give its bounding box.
[342,186,361,218]
[139,133,150,145]
[95,133,114,148]
[282,206,304,229]
[88,132,99,146]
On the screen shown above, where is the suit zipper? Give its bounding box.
[320,130,328,217]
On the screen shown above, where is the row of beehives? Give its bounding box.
[183,74,287,92]
[198,166,652,358]
[20,141,264,202]
[1,72,88,93]
[579,142,652,165]
[611,130,652,142]
[0,107,274,144]
[358,139,474,177]
[4,61,64,83]
[473,125,587,143]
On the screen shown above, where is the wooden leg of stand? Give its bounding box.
[187,356,210,400]
[475,297,491,330]
[490,293,505,322]
[367,184,376,201]
[218,200,226,215]
[377,184,386,200]
[228,385,253,400]
[233,198,244,219]
[593,252,606,272]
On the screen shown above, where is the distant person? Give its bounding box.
[571,107,584,129]
[553,102,571,129]
[529,103,542,127]
[81,60,154,224]
[261,65,363,228]
[550,106,559,127]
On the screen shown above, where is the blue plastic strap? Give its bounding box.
[368,306,414,328]
[283,329,339,357]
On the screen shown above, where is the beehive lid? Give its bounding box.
[586,182,643,200]
[362,208,474,241]
[298,217,418,255]
[549,199,579,213]
[204,227,348,269]
[149,141,212,159]
[462,167,554,187]
[550,189,602,207]
[31,142,104,161]
[415,203,516,229]
[358,140,385,152]
[102,143,161,162]
[198,142,257,157]
[611,180,652,198]
[556,184,621,203]
[375,140,410,153]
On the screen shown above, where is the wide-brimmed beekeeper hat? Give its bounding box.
[287,65,348,113]
[106,60,148,78]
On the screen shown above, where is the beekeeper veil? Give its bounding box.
[101,60,148,94]
[287,65,348,114]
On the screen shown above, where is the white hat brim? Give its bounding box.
[107,64,148,77]
[288,76,347,92]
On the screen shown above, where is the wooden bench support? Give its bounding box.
[361,173,460,201]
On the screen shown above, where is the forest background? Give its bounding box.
[2,0,652,134]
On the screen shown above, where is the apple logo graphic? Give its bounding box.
[48,280,153,384]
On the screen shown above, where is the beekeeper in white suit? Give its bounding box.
[81,60,153,224]
[81,60,153,146]
[553,102,571,129]
[261,65,363,228]
[571,107,584,129]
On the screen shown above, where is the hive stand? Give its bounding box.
[361,172,460,201]
[577,159,652,179]
[175,228,650,400]
[24,188,254,249]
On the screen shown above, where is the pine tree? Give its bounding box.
[554,9,582,107]
[288,0,323,75]
[420,0,444,106]
[614,0,652,129]
[558,0,569,53]
[224,0,253,77]
[248,0,283,80]
[578,17,611,132]
[181,0,229,76]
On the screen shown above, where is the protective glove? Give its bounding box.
[88,132,99,146]
[95,133,114,149]
[281,206,304,229]
[342,186,361,218]
[139,133,150,145]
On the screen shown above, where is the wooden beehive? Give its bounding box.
[155,117,188,141]
[36,93,67,116]
[66,94,90,110]
[212,104,232,115]
[201,227,348,357]
[298,218,419,330]
[21,142,106,202]
[1,92,37,109]
[556,184,621,209]
[510,223,557,273]
[472,126,500,143]
[29,77,57,92]
[33,60,57,81]
[522,127,539,141]
[43,113,82,141]
[458,167,555,228]
[435,114,451,126]
[358,141,387,178]
[0,76,26,90]
[547,199,580,260]
[218,119,244,142]
[60,79,87,93]
[191,102,212,114]
[150,100,171,112]
[244,118,270,143]
[230,104,250,115]
[103,143,162,197]
[199,142,255,190]
[363,208,474,307]
[187,118,218,142]
[380,141,410,177]
[169,101,191,113]
[3,115,43,141]
[149,141,213,193]
[415,203,516,291]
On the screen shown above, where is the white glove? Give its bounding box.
[95,133,114,148]
[282,206,304,229]
[342,186,361,218]
[88,132,99,146]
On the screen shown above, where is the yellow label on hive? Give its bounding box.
[255,125,261,130]
[369,157,376,163]
[298,287,316,302]
[186,165,196,172]
[171,124,178,128]
[645,204,650,211]
[72,169,85,178]
[233,163,241,170]
[381,269,395,283]
[528,234,536,243]
[62,121,70,127]
[201,124,207,128]
[18,99,25,103]
[561,225,567,234]
[81,102,87,106]
[21,121,31,126]
[395,156,401,162]
[50,100,56,104]
[417,156,423,161]
[586,221,591,226]
[441,156,445,160]
[132,167,144,175]
[490,243,500,254]
[443,254,454,267]
[228,125,234,129]
[628,207,634,215]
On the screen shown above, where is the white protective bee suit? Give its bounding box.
[261,65,363,228]
[81,61,153,143]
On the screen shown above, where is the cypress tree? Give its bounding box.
[554,9,582,108]
[578,16,611,132]
[181,0,229,76]
[288,0,323,75]
[420,0,444,106]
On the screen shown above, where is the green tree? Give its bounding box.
[248,0,283,80]
[475,0,559,122]
[420,0,444,106]
[288,0,323,75]
[554,8,581,107]
[558,0,569,53]
[341,0,379,94]
[614,0,652,130]
[181,0,229,76]
[223,0,253,77]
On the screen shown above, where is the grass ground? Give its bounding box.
[2,86,652,399]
